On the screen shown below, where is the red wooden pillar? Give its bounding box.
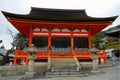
[104,57,107,64]
[88,33,92,49]
[48,32,51,56]
[25,58,28,65]
[14,57,17,65]
[29,30,33,47]
[17,59,21,65]
[98,58,101,64]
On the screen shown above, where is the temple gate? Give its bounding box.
[2,7,117,65]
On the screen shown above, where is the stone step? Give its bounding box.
[51,57,75,59]
[52,63,76,67]
[51,58,76,66]
[46,57,82,77]
[52,64,76,70]
[52,63,76,68]
[46,70,83,74]
[46,74,85,77]
[46,71,85,77]
[52,59,75,62]
[51,57,78,71]
[52,61,75,64]
[50,67,77,72]
[52,58,74,60]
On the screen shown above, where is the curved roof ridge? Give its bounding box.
[1,7,118,22]
[31,7,86,12]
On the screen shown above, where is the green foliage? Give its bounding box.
[91,32,105,49]
[106,39,120,49]
[13,33,28,50]
[91,25,120,50]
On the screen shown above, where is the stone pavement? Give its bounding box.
[29,65,120,80]
[0,59,120,80]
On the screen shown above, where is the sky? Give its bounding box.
[0,0,120,50]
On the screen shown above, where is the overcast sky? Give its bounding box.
[0,0,120,49]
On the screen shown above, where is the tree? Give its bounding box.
[91,32,105,49]
[13,33,28,50]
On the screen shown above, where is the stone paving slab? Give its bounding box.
[1,59,120,80]
[29,65,120,80]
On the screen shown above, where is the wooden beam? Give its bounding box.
[8,18,112,26]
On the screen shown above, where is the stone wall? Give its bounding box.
[0,63,47,76]
[0,65,28,76]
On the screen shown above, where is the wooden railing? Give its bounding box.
[97,50,107,64]
[14,50,29,65]
[13,49,107,65]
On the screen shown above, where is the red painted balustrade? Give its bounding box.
[13,49,107,65]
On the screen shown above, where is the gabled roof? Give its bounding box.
[1,7,118,37]
[105,26,120,38]
[2,7,118,22]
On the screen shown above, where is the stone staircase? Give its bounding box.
[46,57,85,77]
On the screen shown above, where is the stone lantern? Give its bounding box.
[24,44,37,78]
[90,44,100,73]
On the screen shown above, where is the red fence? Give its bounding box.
[13,50,107,65]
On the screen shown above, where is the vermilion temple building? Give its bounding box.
[2,7,117,66]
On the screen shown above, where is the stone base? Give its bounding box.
[91,70,101,73]
[25,71,36,79]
